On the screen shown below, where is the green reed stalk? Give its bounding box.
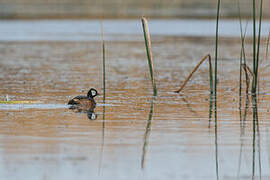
[237,0,243,97]
[251,0,257,94]
[255,0,263,94]
[100,22,106,100]
[237,0,249,96]
[141,17,157,96]
[214,1,221,178]
[99,21,106,175]
[214,0,221,97]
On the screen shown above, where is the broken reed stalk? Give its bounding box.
[241,64,254,94]
[141,17,157,96]
[174,54,213,93]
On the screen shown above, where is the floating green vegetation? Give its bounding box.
[141,17,157,96]
[0,100,42,104]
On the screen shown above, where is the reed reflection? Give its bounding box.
[99,21,106,175]
[237,93,250,178]
[251,95,262,180]
[141,97,155,169]
[214,95,219,180]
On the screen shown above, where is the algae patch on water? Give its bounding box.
[0,100,42,104]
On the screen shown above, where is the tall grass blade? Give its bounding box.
[141,17,157,96]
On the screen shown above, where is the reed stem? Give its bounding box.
[100,22,106,100]
[251,0,257,94]
[141,17,157,96]
[255,0,263,94]
[214,0,221,97]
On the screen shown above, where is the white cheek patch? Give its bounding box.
[91,90,96,96]
[91,114,96,120]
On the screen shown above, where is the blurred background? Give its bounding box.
[0,0,270,19]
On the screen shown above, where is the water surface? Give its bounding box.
[0,20,270,180]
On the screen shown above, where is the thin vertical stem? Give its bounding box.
[214,1,221,178]
[214,0,221,97]
[141,17,157,96]
[256,0,263,94]
[237,0,243,97]
[251,0,257,94]
[99,21,106,175]
[100,22,106,100]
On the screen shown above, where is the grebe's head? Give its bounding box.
[87,88,99,98]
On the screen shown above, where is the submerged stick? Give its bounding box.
[141,17,157,96]
[174,54,213,93]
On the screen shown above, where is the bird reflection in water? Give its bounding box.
[69,105,98,120]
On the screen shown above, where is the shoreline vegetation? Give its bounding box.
[0,1,270,20]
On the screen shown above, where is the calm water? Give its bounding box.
[0,19,270,41]
[0,20,270,180]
